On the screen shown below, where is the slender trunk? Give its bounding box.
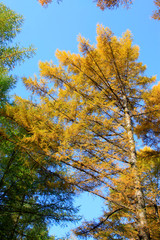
[123,96,151,240]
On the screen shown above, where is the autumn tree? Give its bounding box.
[74,146,160,239]
[0,3,78,239]
[37,0,132,8]
[74,63,160,240]
[3,25,159,239]
[135,82,160,147]
[95,0,132,10]
[37,0,160,20]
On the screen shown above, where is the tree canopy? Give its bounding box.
[38,0,132,8]
[0,3,78,239]
[3,24,159,239]
[0,0,160,239]
[0,3,33,105]
[37,0,160,19]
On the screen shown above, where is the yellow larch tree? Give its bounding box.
[2,25,159,239]
[74,146,160,239]
[136,82,160,147]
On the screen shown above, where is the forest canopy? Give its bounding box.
[0,3,78,239]
[2,24,159,239]
[0,0,159,239]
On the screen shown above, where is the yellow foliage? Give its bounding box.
[96,0,133,10]
[3,24,159,239]
[38,0,52,7]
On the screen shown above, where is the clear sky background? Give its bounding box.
[2,0,160,239]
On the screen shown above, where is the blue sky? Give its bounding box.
[2,0,160,238]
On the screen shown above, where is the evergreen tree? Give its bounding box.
[0,3,78,239]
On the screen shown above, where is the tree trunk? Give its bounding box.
[123,96,151,240]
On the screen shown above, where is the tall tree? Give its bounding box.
[3,25,159,239]
[0,3,78,239]
[74,146,160,239]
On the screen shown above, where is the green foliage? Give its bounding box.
[0,133,78,239]
[0,3,34,105]
[0,3,78,239]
